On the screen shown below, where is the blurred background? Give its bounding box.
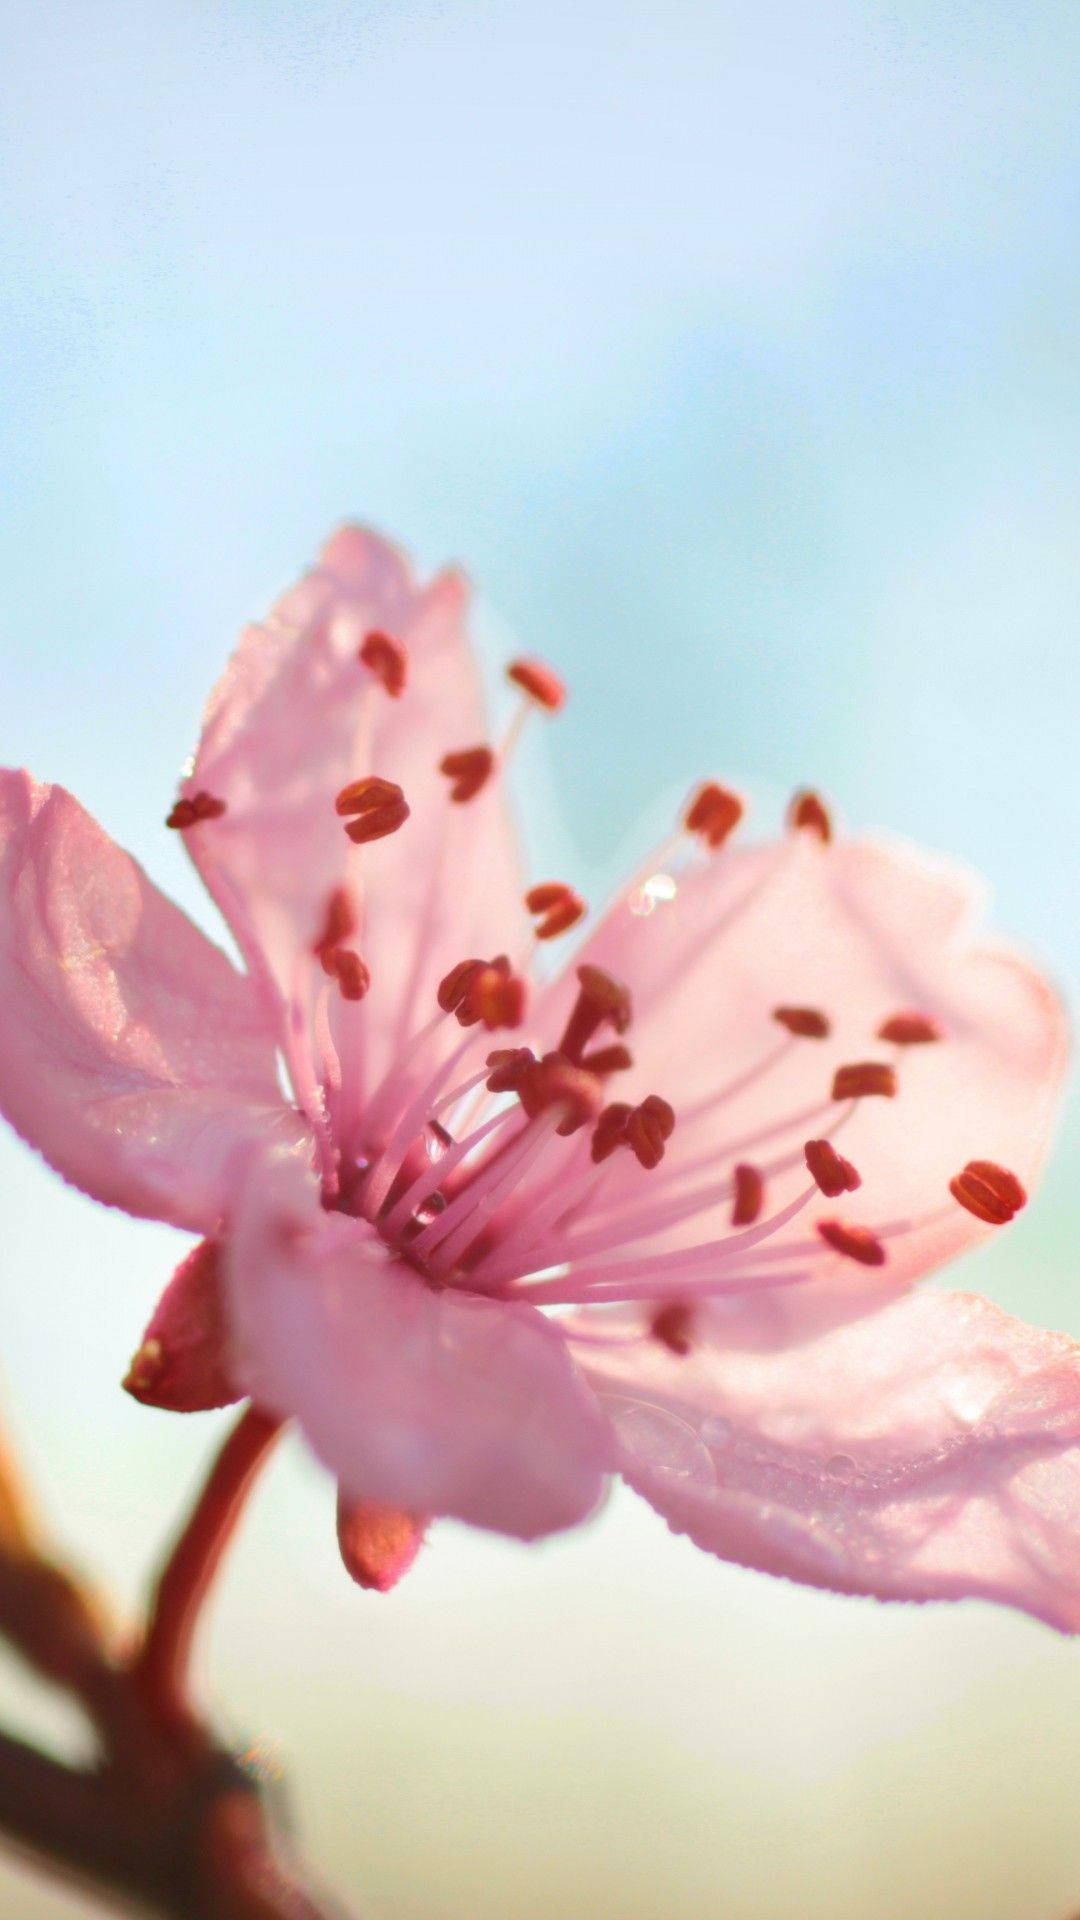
[2,2,1080,1914]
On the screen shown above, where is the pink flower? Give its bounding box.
[2,527,1076,1620]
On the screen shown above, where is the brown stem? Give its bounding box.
[134,1406,283,1727]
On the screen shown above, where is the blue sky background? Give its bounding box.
[2,4,1080,1915]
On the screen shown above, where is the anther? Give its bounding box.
[438,955,526,1029]
[335,776,410,843]
[832,1061,897,1101]
[787,790,833,841]
[949,1160,1027,1226]
[507,657,566,712]
[877,1011,943,1045]
[359,629,408,697]
[773,1005,831,1040]
[525,881,587,940]
[485,1046,537,1094]
[325,949,371,1001]
[313,888,356,964]
[817,1220,887,1266]
[560,964,633,1064]
[626,1094,675,1171]
[518,1056,604,1135]
[166,790,227,829]
[439,746,496,804]
[579,1043,633,1076]
[684,782,744,851]
[591,1103,632,1163]
[731,1163,764,1226]
[650,1302,694,1357]
[804,1138,861,1198]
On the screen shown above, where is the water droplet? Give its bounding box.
[826,1453,858,1481]
[606,1398,716,1486]
[425,1120,453,1161]
[416,1194,447,1225]
[701,1414,733,1448]
[627,872,677,917]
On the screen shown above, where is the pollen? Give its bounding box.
[335,777,410,843]
[949,1160,1027,1226]
[525,882,587,940]
[731,1163,764,1225]
[804,1138,862,1198]
[787,789,833,842]
[359,629,408,697]
[877,1011,943,1045]
[773,1005,831,1039]
[166,790,227,829]
[507,657,566,712]
[650,1302,694,1357]
[831,1061,897,1101]
[817,1220,887,1266]
[684,781,744,851]
[439,746,495,804]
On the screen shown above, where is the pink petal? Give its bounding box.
[509,832,1066,1292]
[180,528,529,1106]
[225,1146,613,1538]
[124,1239,240,1412]
[0,772,307,1232]
[336,1493,427,1592]
[572,1286,1080,1628]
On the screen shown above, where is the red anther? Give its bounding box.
[650,1302,694,1357]
[817,1220,887,1266]
[877,1011,944,1046]
[591,1103,633,1163]
[313,887,357,965]
[518,1057,603,1136]
[580,1043,633,1076]
[559,963,633,1063]
[684,781,744,851]
[507,657,566,712]
[949,1159,1027,1226]
[772,1005,831,1040]
[470,962,526,1031]
[335,776,410,843]
[326,948,371,1001]
[787,789,833,842]
[626,1096,675,1170]
[731,1163,764,1226]
[165,790,227,830]
[804,1138,862,1198]
[437,958,483,1014]
[832,1061,897,1101]
[359,629,408,697]
[439,745,496,804]
[485,1046,537,1094]
[525,881,587,940]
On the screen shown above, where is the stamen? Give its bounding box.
[787,790,832,841]
[579,1043,633,1076]
[831,1061,897,1100]
[949,1160,1027,1225]
[591,1103,633,1163]
[816,1220,886,1266]
[804,1138,861,1198]
[437,955,526,1029]
[731,1163,764,1225]
[165,790,226,829]
[684,782,744,851]
[324,949,371,1001]
[525,881,587,940]
[335,776,410,844]
[650,1302,694,1356]
[773,1005,831,1039]
[877,1011,943,1045]
[507,657,566,712]
[518,1056,604,1136]
[559,964,632,1063]
[439,745,496,804]
[485,1046,537,1094]
[626,1095,676,1170]
[359,629,408,697]
[313,887,357,965]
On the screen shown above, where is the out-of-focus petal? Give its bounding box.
[0,771,306,1233]
[225,1146,613,1539]
[180,527,529,1106]
[124,1239,241,1411]
[573,1287,1080,1629]
[507,832,1067,1292]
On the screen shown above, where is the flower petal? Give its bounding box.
[180,528,529,1106]
[0,772,306,1232]
[572,1286,1080,1629]
[225,1146,613,1538]
[505,832,1067,1293]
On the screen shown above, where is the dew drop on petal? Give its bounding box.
[607,1398,716,1485]
[627,873,678,917]
[825,1453,858,1481]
